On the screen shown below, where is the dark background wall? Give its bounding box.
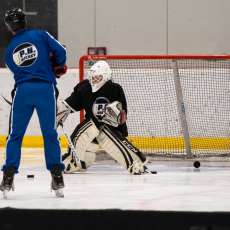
[0,0,57,67]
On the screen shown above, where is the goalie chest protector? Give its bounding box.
[65,79,128,136]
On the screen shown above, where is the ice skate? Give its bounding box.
[0,167,16,199]
[50,165,64,198]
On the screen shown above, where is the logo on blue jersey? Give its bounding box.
[13,42,38,67]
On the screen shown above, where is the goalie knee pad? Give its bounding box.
[84,142,98,166]
[97,125,147,174]
[72,119,99,161]
[63,120,99,173]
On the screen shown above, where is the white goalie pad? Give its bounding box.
[64,142,98,173]
[63,120,100,173]
[72,120,100,162]
[97,125,147,174]
[84,142,98,165]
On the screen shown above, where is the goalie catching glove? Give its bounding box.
[102,101,127,127]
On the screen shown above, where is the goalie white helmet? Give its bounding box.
[88,60,112,92]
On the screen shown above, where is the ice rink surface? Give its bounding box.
[1,148,230,212]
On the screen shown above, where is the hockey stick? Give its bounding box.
[60,123,86,170]
[1,95,12,106]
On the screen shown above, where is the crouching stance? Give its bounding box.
[58,61,148,175]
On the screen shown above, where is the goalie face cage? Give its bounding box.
[79,55,230,160]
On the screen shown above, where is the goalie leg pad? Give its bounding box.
[63,142,98,173]
[97,130,132,169]
[84,142,98,166]
[63,119,99,173]
[72,119,100,161]
[97,125,147,174]
[103,125,146,162]
[63,154,83,173]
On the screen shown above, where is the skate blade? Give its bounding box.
[3,190,9,199]
[54,189,64,198]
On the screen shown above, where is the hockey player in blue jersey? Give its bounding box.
[0,8,66,198]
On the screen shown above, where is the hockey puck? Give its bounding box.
[27,174,34,179]
[193,161,200,169]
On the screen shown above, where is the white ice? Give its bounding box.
[1,148,230,211]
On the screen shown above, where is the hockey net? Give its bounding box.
[79,55,230,160]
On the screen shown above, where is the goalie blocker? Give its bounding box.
[63,119,148,175]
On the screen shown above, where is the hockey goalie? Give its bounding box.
[57,60,149,175]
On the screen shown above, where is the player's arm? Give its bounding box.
[44,31,66,66]
[56,82,84,126]
[43,31,67,77]
[5,46,14,73]
[117,84,128,115]
[117,85,128,125]
[65,81,85,111]
[49,52,67,78]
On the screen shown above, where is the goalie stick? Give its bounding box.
[60,124,86,170]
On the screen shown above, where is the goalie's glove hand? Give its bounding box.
[101,101,127,127]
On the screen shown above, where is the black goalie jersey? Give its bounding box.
[65,79,128,137]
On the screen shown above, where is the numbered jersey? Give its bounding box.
[5,29,66,85]
[65,79,128,136]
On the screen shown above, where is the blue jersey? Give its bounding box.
[5,29,66,85]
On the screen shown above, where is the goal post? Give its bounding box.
[79,54,230,159]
